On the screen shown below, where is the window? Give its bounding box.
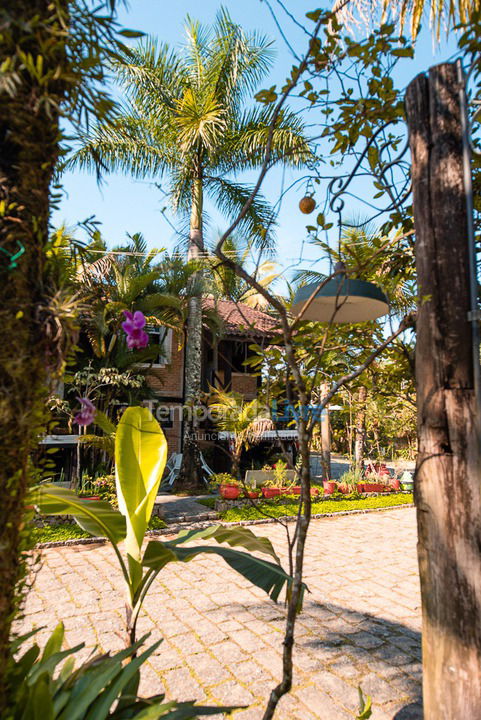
[140,326,172,367]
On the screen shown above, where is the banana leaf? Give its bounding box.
[168,524,281,564]
[32,485,126,545]
[115,407,167,592]
[142,541,299,605]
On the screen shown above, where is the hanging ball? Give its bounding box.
[299,195,316,214]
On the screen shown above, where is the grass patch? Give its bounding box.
[219,493,414,522]
[33,523,91,544]
[34,515,167,544]
[197,497,216,509]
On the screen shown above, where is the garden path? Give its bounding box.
[20,508,422,719]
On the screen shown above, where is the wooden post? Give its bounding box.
[406,62,481,719]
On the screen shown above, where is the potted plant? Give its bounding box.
[400,470,414,492]
[261,460,300,497]
[323,480,337,495]
[210,473,241,499]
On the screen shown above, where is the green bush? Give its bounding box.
[219,493,414,522]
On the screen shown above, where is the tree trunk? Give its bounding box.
[319,382,331,480]
[406,62,481,719]
[354,385,367,470]
[177,176,204,490]
[0,0,67,707]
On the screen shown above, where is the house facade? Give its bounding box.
[144,299,278,465]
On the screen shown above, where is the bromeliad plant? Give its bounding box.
[7,623,236,720]
[34,407,300,648]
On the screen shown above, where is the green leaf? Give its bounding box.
[118,29,146,38]
[157,703,241,719]
[356,687,373,719]
[143,541,298,605]
[33,485,126,544]
[115,407,168,591]
[41,623,64,661]
[84,640,162,720]
[169,524,281,565]
[391,47,414,58]
[93,410,116,436]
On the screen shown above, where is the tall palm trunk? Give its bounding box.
[178,175,204,489]
[0,0,67,707]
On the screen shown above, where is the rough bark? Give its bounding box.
[354,385,367,470]
[406,62,481,719]
[0,0,67,707]
[177,177,204,489]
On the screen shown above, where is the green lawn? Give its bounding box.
[217,493,414,522]
[34,515,167,544]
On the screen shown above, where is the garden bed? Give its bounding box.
[214,492,414,522]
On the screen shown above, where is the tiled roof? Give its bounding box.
[203,298,278,338]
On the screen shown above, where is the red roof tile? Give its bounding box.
[203,298,278,338]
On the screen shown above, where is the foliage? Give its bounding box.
[34,407,300,647]
[32,523,91,545]
[218,493,414,522]
[70,10,311,248]
[356,686,373,719]
[209,473,238,487]
[338,469,364,490]
[92,475,117,507]
[209,390,272,477]
[6,623,235,719]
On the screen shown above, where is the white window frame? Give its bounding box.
[139,325,172,368]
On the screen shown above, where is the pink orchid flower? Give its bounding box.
[121,310,149,350]
[74,397,96,426]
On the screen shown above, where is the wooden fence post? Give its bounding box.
[405,62,481,718]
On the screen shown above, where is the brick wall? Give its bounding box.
[145,331,184,399]
[231,372,258,400]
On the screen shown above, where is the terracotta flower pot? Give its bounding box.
[291,486,302,495]
[363,483,385,493]
[220,484,240,500]
[262,487,281,499]
[357,483,365,493]
[323,481,337,495]
[243,490,260,499]
[391,479,401,491]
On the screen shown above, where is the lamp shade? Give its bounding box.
[291,275,389,323]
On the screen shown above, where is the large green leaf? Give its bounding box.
[115,407,167,591]
[142,541,298,605]
[33,485,126,544]
[170,525,280,564]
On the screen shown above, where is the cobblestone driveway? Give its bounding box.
[20,508,422,719]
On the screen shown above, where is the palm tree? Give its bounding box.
[208,233,280,309]
[209,389,273,479]
[71,9,311,487]
[337,0,479,39]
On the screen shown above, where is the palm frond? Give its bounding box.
[205,176,276,254]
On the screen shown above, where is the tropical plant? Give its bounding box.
[208,234,280,309]
[34,407,301,648]
[209,390,274,480]
[70,9,311,487]
[0,1,139,703]
[7,623,236,719]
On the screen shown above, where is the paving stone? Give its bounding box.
[17,508,421,719]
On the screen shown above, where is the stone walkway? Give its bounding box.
[155,493,217,523]
[20,508,422,719]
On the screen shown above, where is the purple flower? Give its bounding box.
[74,397,96,426]
[122,310,149,350]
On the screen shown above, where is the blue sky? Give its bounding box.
[55,0,459,280]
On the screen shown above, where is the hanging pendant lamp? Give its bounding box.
[291,262,389,324]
